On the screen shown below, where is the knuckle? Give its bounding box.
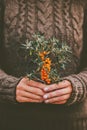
[16,90,21,96]
[37,90,43,95]
[36,90,40,95]
[64,89,68,94]
[28,99,32,102]
[41,84,45,89]
[29,86,33,92]
[37,82,41,87]
[16,96,21,102]
[22,77,27,82]
[39,99,43,102]
[17,84,20,89]
[64,100,67,103]
[26,99,30,102]
[56,90,59,95]
[57,90,61,96]
[55,84,58,89]
[48,87,52,91]
[49,93,53,98]
[58,95,66,101]
[16,96,18,102]
[58,82,63,88]
[70,86,73,92]
[61,100,67,104]
[17,84,24,90]
[51,98,55,102]
[64,80,71,85]
[63,96,67,100]
[67,94,71,99]
[55,91,58,96]
[48,84,55,91]
[67,87,72,93]
[16,89,19,96]
[49,91,56,98]
[19,98,23,102]
[58,97,64,101]
[63,80,68,84]
[67,81,72,86]
[36,96,41,100]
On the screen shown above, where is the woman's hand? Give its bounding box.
[16,77,45,103]
[43,80,72,104]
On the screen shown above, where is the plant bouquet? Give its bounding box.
[22,34,72,84]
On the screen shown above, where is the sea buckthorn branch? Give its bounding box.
[22,34,72,84]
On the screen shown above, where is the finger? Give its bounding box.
[52,100,67,104]
[44,80,71,92]
[16,96,43,103]
[18,84,44,96]
[43,86,72,99]
[17,90,42,100]
[44,94,70,103]
[27,80,45,89]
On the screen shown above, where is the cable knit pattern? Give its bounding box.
[62,0,74,45]
[37,0,53,38]
[70,1,84,57]
[53,0,64,40]
[16,0,36,39]
[3,0,80,77]
[25,0,36,38]
[0,0,87,119]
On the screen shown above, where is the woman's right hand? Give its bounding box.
[16,77,45,103]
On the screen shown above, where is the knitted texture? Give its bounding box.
[0,70,21,103]
[63,75,87,105]
[4,0,84,52]
[3,0,84,77]
[0,0,87,119]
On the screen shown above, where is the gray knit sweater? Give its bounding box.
[0,0,87,119]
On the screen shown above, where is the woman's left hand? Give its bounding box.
[43,80,72,104]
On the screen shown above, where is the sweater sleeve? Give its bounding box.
[0,1,21,104]
[64,7,87,106]
[0,70,21,104]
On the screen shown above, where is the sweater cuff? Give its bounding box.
[62,75,86,106]
[0,75,21,104]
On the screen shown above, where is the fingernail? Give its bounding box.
[43,95,48,99]
[44,87,48,91]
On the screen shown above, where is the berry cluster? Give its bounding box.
[39,51,51,84]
